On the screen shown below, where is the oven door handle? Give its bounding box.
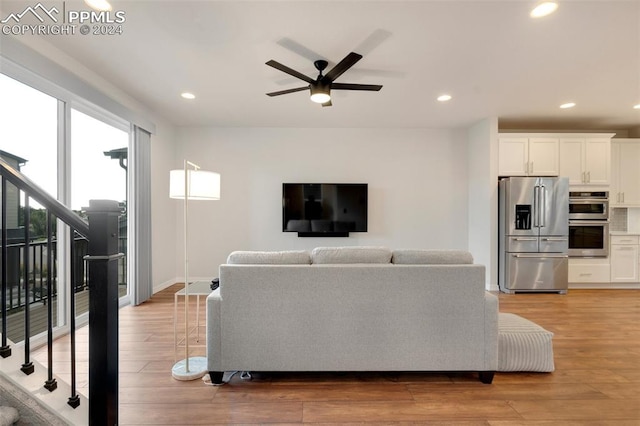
[511,254,569,259]
[569,220,610,226]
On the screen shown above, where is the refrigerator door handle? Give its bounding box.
[533,185,539,227]
[512,254,569,259]
[541,237,568,242]
[514,237,538,241]
[540,185,546,228]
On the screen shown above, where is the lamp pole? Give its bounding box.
[170,160,220,380]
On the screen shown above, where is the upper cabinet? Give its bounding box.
[559,137,611,186]
[611,139,640,206]
[498,136,559,176]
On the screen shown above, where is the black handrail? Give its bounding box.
[0,158,89,236]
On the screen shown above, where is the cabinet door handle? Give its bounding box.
[622,192,625,203]
[617,192,620,203]
[530,162,534,174]
[617,247,635,251]
[587,171,591,183]
[582,172,586,183]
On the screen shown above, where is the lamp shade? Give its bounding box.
[170,169,220,200]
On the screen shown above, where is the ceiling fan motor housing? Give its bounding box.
[314,60,329,74]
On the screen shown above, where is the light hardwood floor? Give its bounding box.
[34,285,640,424]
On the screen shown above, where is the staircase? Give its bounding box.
[1,158,121,425]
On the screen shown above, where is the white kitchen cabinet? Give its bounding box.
[498,136,559,176]
[559,137,611,185]
[611,139,640,206]
[568,258,611,283]
[610,235,639,283]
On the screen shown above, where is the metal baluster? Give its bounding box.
[44,211,57,391]
[1,176,10,358]
[21,195,34,375]
[17,244,21,309]
[39,242,43,303]
[68,230,80,408]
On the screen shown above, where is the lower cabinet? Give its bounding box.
[568,258,611,283]
[610,235,640,283]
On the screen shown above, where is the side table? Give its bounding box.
[173,281,213,361]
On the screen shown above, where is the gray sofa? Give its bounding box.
[206,247,499,384]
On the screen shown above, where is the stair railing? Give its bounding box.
[1,157,121,425]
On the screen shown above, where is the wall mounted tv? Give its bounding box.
[282,183,368,237]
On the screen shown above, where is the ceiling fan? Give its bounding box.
[265,52,382,107]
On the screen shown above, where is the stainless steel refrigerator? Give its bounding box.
[498,177,569,293]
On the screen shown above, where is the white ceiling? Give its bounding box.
[2,0,640,130]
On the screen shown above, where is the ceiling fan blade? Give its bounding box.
[266,86,309,97]
[321,100,332,107]
[323,52,363,82]
[331,83,383,91]
[266,60,314,84]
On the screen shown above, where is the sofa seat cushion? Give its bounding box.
[392,249,474,264]
[498,313,555,372]
[227,250,311,265]
[311,246,392,264]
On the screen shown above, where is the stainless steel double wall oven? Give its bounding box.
[568,191,609,257]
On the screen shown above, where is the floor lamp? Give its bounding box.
[170,160,220,380]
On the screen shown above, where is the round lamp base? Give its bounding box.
[172,357,208,381]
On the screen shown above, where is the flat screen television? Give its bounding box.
[282,183,368,237]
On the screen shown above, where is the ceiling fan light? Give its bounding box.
[310,93,331,104]
[310,85,331,104]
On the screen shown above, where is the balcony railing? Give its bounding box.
[1,157,121,425]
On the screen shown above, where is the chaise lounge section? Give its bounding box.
[206,247,500,384]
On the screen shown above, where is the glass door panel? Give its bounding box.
[70,109,129,311]
[0,74,59,341]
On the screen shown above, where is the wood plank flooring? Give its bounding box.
[33,286,640,424]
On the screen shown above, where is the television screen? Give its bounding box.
[282,183,368,235]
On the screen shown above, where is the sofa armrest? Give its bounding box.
[206,289,222,371]
[484,292,499,370]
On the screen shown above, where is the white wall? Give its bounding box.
[149,122,178,289]
[467,118,499,290]
[173,127,470,280]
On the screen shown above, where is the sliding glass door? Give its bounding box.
[70,108,130,312]
[0,73,60,341]
[0,72,132,342]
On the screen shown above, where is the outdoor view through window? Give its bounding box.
[0,73,128,342]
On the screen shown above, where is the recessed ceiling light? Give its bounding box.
[181,92,196,100]
[84,0,112,11]
[634,104,640,109]
[560,102,576,109]
[437,94,452,102]
[530,2,558,18]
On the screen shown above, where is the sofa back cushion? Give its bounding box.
[311,246,392,264]
[392,249,473,265]
[227,250,311,265]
